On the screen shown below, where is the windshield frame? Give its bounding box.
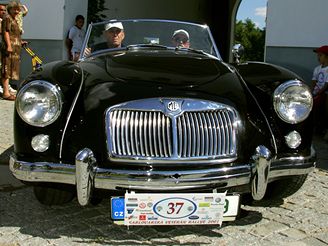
[79,19,221,61]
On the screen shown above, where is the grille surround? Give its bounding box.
[105,98,239,164]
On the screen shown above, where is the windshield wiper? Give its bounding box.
[126,44,169,50]
[174,47,206,55]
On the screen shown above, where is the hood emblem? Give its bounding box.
[167,101,180,112]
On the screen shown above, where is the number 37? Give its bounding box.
[167,202,184,214]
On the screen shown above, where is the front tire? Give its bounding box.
[264,174,308,199]
[33,183,75,205]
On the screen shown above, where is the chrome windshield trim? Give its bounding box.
[80,19,221,60]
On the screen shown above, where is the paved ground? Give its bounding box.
[0,99,327,246]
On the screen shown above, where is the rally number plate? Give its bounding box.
[111,193,239,226]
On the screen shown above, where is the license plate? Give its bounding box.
[111,193,239,226]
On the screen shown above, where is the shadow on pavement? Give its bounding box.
[0,188,262,245]
[0,145,13,166]
[312,135,328,171]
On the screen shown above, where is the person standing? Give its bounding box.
[66,15,85,62]
[0,4,6,34]
[1,1,22,100]
[17,4,28,34]
[311,45,328,135]
[0,4,6,95]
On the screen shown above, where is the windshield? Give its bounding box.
[80,19,220,59]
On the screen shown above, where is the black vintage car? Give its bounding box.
[10,20,315,226]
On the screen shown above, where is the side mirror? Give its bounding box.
[232,44,245,64]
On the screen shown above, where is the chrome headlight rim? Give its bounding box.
[273,80,313,124]
[16,80,63,127]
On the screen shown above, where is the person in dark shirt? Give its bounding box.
[92,22,125,52]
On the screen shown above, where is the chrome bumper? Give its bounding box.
[10,146,316,205]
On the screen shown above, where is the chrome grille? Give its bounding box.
[109,110,172,157]
[177,110,235,158]
[105,98,238,164]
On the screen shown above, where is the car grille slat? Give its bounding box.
[109,110,173,158]
[161,114,168,157]
[205,113,214,156]
[221,111,229,154]
[192,113,201,156]
[176,110,235,158]
[185,113,192,157]
[217,112,225,156]
[189,113,197,157]
[129,111,135,155]
[156,113,163,157]
[152,112,158,157]
[201,113,209,156]
[209,112,217,156]
[106,100,237,162]
[196,113,205,156]
[116,110,122,155]
[147,112,153,156]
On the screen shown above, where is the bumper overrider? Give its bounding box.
[10,146,316,206]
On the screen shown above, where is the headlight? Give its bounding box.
[16,80,63,127]
[273,80,313,124]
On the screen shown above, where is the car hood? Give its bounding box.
[86,49,231,86]
[79,49,247,113]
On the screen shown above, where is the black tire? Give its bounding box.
[264,174,308,199]
[33,183,75,206]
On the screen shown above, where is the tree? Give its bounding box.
[87,0,107,24]
[235,18,266,62]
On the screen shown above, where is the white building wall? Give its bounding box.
[20,0,65,40]
[266,0,328,47]
[265,0,328,82]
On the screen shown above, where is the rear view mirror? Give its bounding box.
[232,44,245,63]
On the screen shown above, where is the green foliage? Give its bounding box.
[235,19,266,62]
[87,0,108,24]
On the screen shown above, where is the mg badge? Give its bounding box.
[167,101,180,112]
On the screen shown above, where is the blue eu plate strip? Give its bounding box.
[111,197,125,220]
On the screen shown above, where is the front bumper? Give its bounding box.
[10,146,316,205]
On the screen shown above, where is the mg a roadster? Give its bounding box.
[10,20,315,226]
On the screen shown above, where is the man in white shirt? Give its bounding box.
[312,45,328,137]
[66,15,85,62]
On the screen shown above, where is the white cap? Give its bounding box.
[105,22,124,31]
[172,29,189,39]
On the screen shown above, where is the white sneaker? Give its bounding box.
[9,85,17,94]
[0,85,3,94]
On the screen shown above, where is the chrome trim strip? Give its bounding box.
[79,22,92,61]
[75,148,96,206]
[59,65,84,159]
[10,150,315,191]
[251,146,272,200]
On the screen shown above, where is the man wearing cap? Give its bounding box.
[172,29,190,48]
[312,45,328,137]
[91,22,125,52]
[104,22,125,48]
